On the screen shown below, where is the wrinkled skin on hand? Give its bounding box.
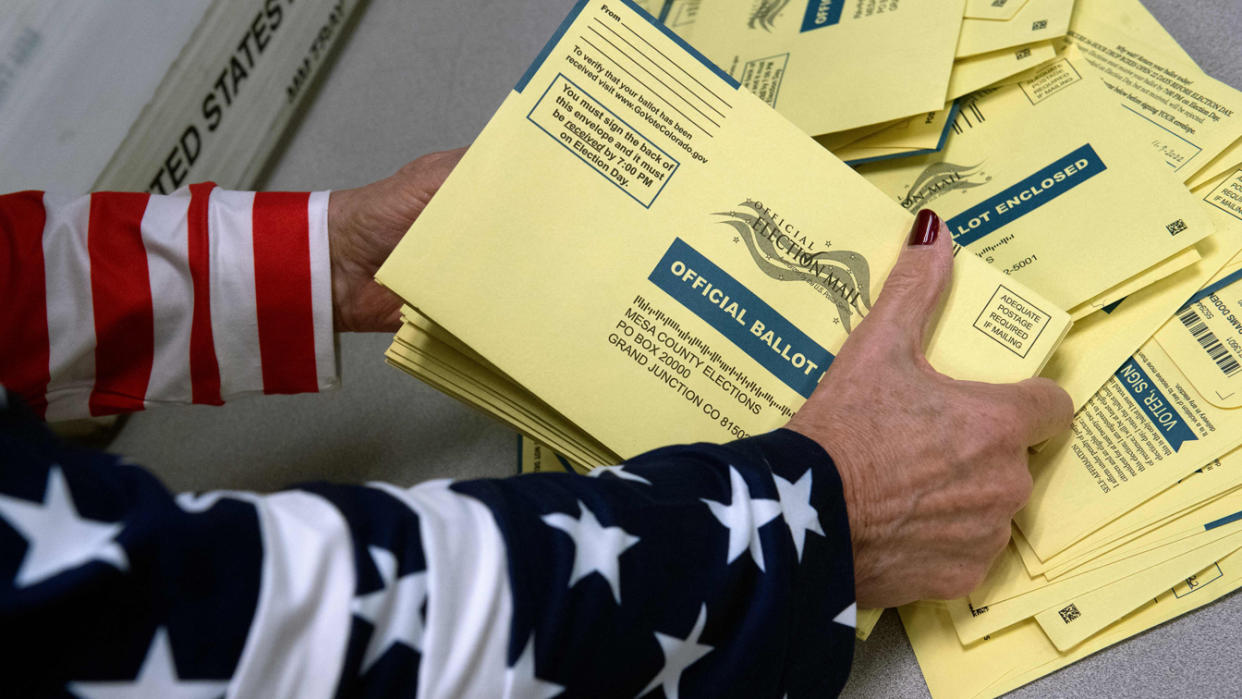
[787,217,1073,608]
[327,147,467,333]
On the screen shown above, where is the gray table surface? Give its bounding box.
[112,1,1242,696]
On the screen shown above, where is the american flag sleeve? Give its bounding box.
[0,390,856,698]
[0,187,337,421]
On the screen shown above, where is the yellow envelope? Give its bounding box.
[519,436,573,474]
[1064,12,1242,182]
[1067,0,1198,67]
[964,0,1030,22]
[628,0,667,17]
[1155,274,1242,404]
[1040,480,1242,578]
[905,547,1242,699]
[977,556,1236,699]
[854,607,883,641]
[390,310,616,468]
[977,464,1242,610]
[947,41,1057,101]
[687,0,966,135]
[1065,247,1201,322]
[661,0,700,33]
[828,102,959,166]
[1003,457,1237,581]
[1019,341,1242,560]
[387,329,611,469]
[1041,212,1242,412]
[813,119,899,152]
[376,0,1068,462]
[955,0,1074,59]
[1187,140,1242,191]
[857,51,1213,311]
[1019,182,1242,561]
[901,601,1061,699]
[1035,530,1242,650]
[1195,167,1242,243]
[948,520,1242,644]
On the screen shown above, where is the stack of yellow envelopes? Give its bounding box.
[667,0,1072,165]
[380,0,1070,473]
[374,0,1242,695]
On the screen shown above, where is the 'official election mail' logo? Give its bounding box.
[748,0,790,31]
[715,199,871,332]
[897,161,992,212]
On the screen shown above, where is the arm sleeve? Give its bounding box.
[0,186,338,421]
[0,389,856,698]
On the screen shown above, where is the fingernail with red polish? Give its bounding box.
[909,209,940,246]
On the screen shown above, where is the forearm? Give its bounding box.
[0,391,855,697]
[0,187,338,421]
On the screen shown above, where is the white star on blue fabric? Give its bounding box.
[352,545,429,672]
[588,464,653,485]
[67,627,228,699]
[833,603,857,629]
[640,604,714,699]
[504,634,564,698]
[542,500,640,604]
[773,469,825,562]
[0,465,128,587]
[701,465,783,572]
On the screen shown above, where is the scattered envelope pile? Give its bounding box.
[374,0,1242,695]
[378,0,1070,473]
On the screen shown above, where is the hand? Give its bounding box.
[327,147,467,332]
[786,210,1073,608]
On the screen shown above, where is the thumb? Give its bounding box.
[862,209,954,352]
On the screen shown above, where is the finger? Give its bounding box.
[862,210,954,353]
[1009,377,1075,445]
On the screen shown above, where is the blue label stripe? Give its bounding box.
[1178,267,1242,313]
[1113,358,1198,452]
[657,0,674,23]
[801,0,844,31]
[947,144,1107,246]
[1205,509,1242,531]
[649,239,832,398]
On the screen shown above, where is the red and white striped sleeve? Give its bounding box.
[0,185,338,421]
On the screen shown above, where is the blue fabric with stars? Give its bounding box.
[0,388,856,697]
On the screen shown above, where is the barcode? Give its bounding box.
[1179,307,1242,377]
[1059,603,1080,623]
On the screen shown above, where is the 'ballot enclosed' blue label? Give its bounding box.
[649,238,832,398]
[947,144,1107,246]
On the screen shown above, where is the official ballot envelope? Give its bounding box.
[375,0,1068,460]
[1065,11,1242,183]
[955,0,1074,58]
[685,0,966,136]
[857,47,1214,312]
[1016,170,1242,560]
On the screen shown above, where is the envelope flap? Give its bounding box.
[1154,260,1242,408]
[963,0,1030,21]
